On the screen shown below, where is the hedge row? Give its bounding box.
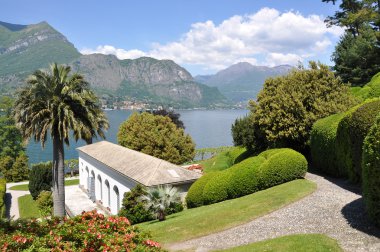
[352,72,380,101]
[0,178,6,218]
[310,99,380,182]
[362,114,380,227]
[186,148,307,208]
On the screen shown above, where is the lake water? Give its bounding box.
[26,109,249,164]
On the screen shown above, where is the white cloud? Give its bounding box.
[80,8,343,71]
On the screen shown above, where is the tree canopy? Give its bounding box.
[118,112,195,164]
[241,62,357,153]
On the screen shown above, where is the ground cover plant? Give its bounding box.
[218,234,342,252]
[0,210,163,251]
[186,148,307,207]
[139,179,316,244]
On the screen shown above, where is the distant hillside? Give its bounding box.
[0,21,228,108]
[195,62,293,102]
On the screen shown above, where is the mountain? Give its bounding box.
[195,62,293,102]
[0,21,228,108]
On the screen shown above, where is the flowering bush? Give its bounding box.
[0,210,164,251]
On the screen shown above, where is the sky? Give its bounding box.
[1,0,342,75]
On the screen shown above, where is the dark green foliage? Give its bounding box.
[149,109,185,129]
[186,173,217,208]
[231,116,260,152]
[0,178,5,218]
[10,153,29,182]
[119,185,153,224]
[28,162,52,200]
[202,171,232,205]
[36,190,53,217]
[332,27,380,86]
[362,114,380,227]
[227,156,264,199]
[245,62,356,154]
[310,113,346,176]
[336,99,380,182]
[0,156,14,182]
[258,149,308,189]
[186,148,308,207]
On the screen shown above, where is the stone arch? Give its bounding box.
[104,179,111,208]
[113,185,120,213]
[97,174,103,202]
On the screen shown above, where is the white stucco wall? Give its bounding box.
[78,152,137,215]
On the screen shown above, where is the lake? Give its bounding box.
[26,109,249,164]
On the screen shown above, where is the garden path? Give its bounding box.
[5,183,30,219]
[168,173,380,252]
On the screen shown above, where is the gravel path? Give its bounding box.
[5,182,30,219]
[168,173,380,252]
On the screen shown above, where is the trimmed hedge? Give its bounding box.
[258,149,308,189]
[336,99,380,182]
[227,156,265,199]
[186,148,307,208]
[310,113,346,177]
[0,178,5,218]
[352,72,380,100]
[362,115,380,227]
[186,173,217,208]
[202,171,232,205]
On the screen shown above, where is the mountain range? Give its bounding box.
[195,62,293,102]
[0,21,226,108]
[0,20,293,107]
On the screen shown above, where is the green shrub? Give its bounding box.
[36,190,53,218]
[10,153,29,182]
[227,156,264,199]
[362,115,380,227]
[202,171,232,205]
[186,173,217,208]
[119,185,153,224]
[259,149,308,189]
[310,113,346,176]
[0,178,5,218]
[227,146,251,165]
[28,162,52,199]
[353,72,380,100]
[336,99,380,182]
[187,148,307,207]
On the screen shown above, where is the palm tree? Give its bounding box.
[13,63,109,217]
[140,185,181,221]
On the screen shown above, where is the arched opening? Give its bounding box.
[105,180,110,208]
[88,171,96,201]
[113,185,120,213]
[85,167,89,190]
[97,175,103,202]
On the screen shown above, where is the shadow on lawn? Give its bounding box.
[341,197,380,238]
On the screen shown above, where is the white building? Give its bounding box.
[77,141,201,215]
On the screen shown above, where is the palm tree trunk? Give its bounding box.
[52,135,65,217]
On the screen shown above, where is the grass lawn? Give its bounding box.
[18,194,41,219]
[138,179,316,244]
[9,179,79,191]
[218,234,342,252]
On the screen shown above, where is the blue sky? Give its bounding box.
[1,0,341,75]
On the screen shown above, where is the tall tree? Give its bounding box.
[324,0,380,85]
[13,63,109,217]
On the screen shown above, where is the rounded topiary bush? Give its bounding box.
[259,149,307,189]
[362,115,380,227]
[202,171,232,205]
[310,113,346,177]
[186,172,217,208]
[227,156,264,199]
[336,99,380,182]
